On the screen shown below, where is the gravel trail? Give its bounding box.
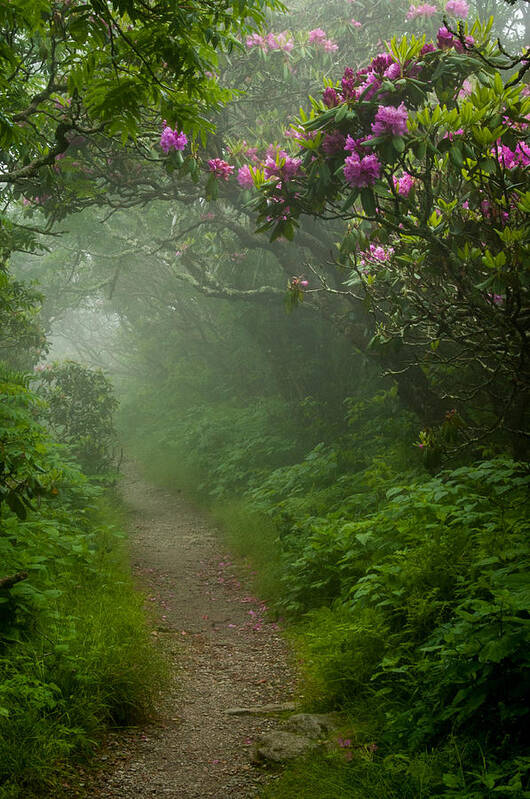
[81,463,297,799]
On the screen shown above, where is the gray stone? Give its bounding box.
[283,712,339,739]
[251,731,318,764]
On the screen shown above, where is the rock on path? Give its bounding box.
[80,463,298,799]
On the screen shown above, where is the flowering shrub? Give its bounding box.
[251,23,530,451]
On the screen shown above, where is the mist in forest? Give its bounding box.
[2,0,529,796]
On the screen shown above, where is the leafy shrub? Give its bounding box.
[0,368,159,798]
[35,360,118,474]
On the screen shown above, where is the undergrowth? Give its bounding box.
[0,369,161,799]
[121,379,530,798]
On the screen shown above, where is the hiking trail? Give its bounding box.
[77,463,298,798]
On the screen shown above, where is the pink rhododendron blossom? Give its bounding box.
[208,158,234,180]
[344,154,381,187]
[359,243,395,268]
[488,293,504,305]
[160,125,188,153]
[323,86,340,107]
[264,155,302,180]
[351,19,362,27]
[371,52,395,73]
[266,31,294,52]
[358,71,382,100]
[243,145,259,163]
[322,131,346,154]
[393,173,415,196]
[444,127,464,140]
[246,33,267,50]
[285,126,317,144]
[438,27,474,51]
[384,62,402,80]
[420,42,437,55]
[480,199,491,216]
[406,4,437,20]
[237,165,254,188]
[496,141,530,168]
[445,0,469,17]
[436,26,454,49]
[309,29,338,51]
[308,28,327,44]
[341,67,357,99]
[266,144,288,160]
[458,79,472,98]
[324,39,339,52]
[344,135,371,157]
[371,103,408,137]
[290,276,309,289]
[454,34,474,52]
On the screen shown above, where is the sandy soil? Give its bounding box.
[75,463,297,798]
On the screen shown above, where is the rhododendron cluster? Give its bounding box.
[359,243,395,267]
[237,164,254,188]
[308,28,326,44]
[496,141,530,169]
[246,32,268,50]
[393,173,415,196]
[323,87,340,108]
[308,28,338,52]
[322,131,347,155]
[247,22,529,456]
[344,135,371,157]
[207,158,234,180]
[406,4,437,20]
[264,154,302,181]
[344,153,381,188]
[371,103,409,137]
[246,31,293,53]
[445,0,469,17]
[437,26,474,51]
[160,125,187,153]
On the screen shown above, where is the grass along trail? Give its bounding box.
[78,462,298,799]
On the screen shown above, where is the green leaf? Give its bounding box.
[360,188,376,216]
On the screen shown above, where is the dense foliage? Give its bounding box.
[0,0,282,255]
[0,368,158,799]
[35,360,118,473]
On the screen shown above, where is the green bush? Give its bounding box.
[35,360,118,475]
[0,368,159,798]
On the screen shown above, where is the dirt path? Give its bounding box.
[83,463,297,798]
